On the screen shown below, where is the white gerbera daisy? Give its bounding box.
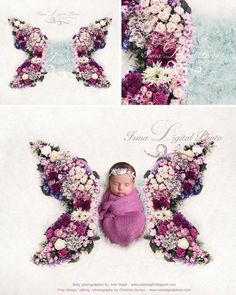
[156,209,173,221]
[143,63,173,85]
[71,209,91,221]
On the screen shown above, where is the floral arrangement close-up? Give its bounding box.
[122,0,193,105]
[143,140,214,264]
[30,140,101,266]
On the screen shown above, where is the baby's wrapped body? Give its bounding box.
[99,189,145,246]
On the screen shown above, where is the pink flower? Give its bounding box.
[176,247,185,257]
[45,228,54,239]
[157,224,167,235]
[190,228,198,238]
[153,92,169,105]
[58,248,68,258]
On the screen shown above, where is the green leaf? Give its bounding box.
[91,236,100,241]
[149,241,158,253]
[164,256,175,263]
[84,242,94,254]
[200,163,207,172]
[181,0,192,13]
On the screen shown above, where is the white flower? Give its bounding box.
[78,56,89,64]
[50,151,61,162]
[156,209,173,221]
[155,22,166,33]
[147,222,155,229]
[166,22,177,33]
[31,57,42,64]
[91,73,98,80]
[192,145,203,155]
[89,223,96,230]
[159,183,166,190]
[14,20,20,27]
[174,6,184,15]
[100,20,106,27]
[178,36,187,45]
[183,149,194,161]
[150,229,157,236]
[19,23,27,30]
[87,230,94,237]
[54,238,66,250]
[22,73,29,80]
[143,63,173,85]
[71,209,91,221]
[173,87,184,98]
[150,4,159,14]
[41,145,52,156]
[169,14,181,23]
[158,10,170,22]
[177,238,189,249]
[78,184,85,191]
[141,0,150,8]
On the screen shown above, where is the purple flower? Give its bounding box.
[60,213,71,226]
[157,223,167,235]
[73,198,91,211]
[153,92,169,105]
[190,228,199,238]
[48,172,58,181]
[153,197,170,210]
[45,228,54,239]
[123,72,142,89]
[173,212,184,226]
[185,171,196,179]
[183,181,193,193]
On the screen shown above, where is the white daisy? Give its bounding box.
[143,63,173,85]
[156,209,173,221]
[71,209,91,221]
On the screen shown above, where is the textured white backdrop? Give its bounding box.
[0,106,235,295]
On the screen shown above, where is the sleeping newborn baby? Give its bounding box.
[99,162,145,246]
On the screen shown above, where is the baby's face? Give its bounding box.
[109,174,134,197]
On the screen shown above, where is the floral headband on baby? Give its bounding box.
[109,168,135,179]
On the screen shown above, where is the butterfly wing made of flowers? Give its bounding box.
[143,140,214,265]
[72,17,112,88]
[30,140,101,265]
[121,0,193,105]
[9,18,48,88]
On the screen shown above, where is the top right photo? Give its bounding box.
[122,0,236,105]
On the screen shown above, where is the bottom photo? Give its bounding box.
[0,106,235,295]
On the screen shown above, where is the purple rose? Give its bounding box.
[48,172,58,181]
[153,197,170,210]
[183,182,193,193]
[50,182,61,193]
[185,171,196,180]
[58,213,71,227]
[173,212,184,226]
[73,198,91,211]
[124,72,142,89]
